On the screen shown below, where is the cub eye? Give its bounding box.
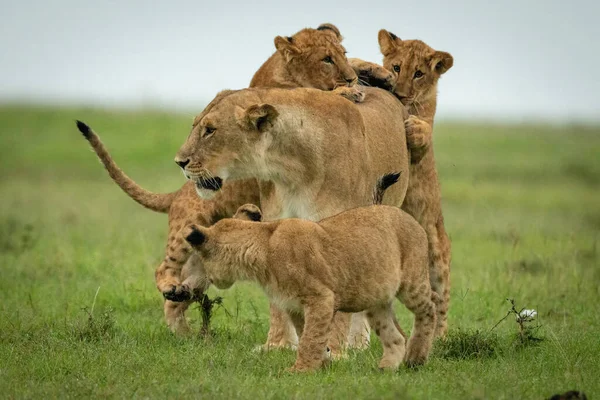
[393,65,400,73]
[414,70,424,79]
[204,127,216,137]
[322,56,334,64]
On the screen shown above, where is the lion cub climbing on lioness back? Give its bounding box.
[183,173,437,372]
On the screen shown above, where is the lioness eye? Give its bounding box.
[204,127,216,137]
[393,65,400,73]
[414,70,424,79]
[322,56,334,64]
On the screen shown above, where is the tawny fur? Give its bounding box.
[182,175,435,372]
[76,24,369,335]
[376,30,453,337]
[174,87,410,353]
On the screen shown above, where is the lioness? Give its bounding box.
[182,173,436,372]
[377,30,453,337]
[75,24,370,335]
[173,86,410,352]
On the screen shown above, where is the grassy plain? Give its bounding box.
[0,105,598,399]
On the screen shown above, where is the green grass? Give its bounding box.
[1,105,599,399]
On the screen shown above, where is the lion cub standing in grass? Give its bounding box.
[376,30,453,337]
[182,173,437,372]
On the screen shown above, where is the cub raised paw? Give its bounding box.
[405,115,432,163]
[333,86,366,103]
[348,58,395,91]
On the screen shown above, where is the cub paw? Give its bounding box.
[162,285,192,302]
[349,58,395,91]
[334,86,365,103]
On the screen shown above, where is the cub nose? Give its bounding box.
[346,77,356,85]
[175,159,190,169]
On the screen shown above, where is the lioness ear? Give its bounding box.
[378,29,401,57]
[274,36,301,62]
[236,104,279,132]
[317,23,343,41]
[233,204,263,222]
[430,51,453,75]
[183,225,208,248]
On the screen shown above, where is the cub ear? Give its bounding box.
[274,36,301,62]
[430,51,453,75]
[317,23,343,41]
[233,204,263,222]
[235,104,279,132]
[183,225,208,248]
[378,29,401,57]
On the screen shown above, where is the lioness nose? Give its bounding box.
[175,159,190,169]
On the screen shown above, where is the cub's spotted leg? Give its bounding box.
[366,303,406,370]
[398,281,437,367]
[427,217,451,338]
[164,299,193,334]
[156,221,194,301]
[163,252,208,334]
[290,294,335,372]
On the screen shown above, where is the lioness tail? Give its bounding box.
[75,120,177,213]
[372,172,401,205]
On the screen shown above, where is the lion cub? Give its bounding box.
[182,173,437,372]
[375,31,453,338]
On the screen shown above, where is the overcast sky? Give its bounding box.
[1,0,598,121]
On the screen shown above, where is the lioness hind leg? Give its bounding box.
[398,282,436,367]
[366,304,406,370]
[262,303,299,351]
[328,312,351,359]
[348,311,371,350]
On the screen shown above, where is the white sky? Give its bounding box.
[1,0,598,121]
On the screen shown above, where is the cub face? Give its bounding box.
[273,23,358,90]
[378,29,453,106]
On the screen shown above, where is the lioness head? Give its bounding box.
[378,30,453,106]
[273,23,357,90]
[174,90,280,199]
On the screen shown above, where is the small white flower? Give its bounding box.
[518,309,537,321]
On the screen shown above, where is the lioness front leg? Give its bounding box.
[290,294,335,372]
[405,115,432,164]
[348,58,395,91]
[261,304,299,351]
